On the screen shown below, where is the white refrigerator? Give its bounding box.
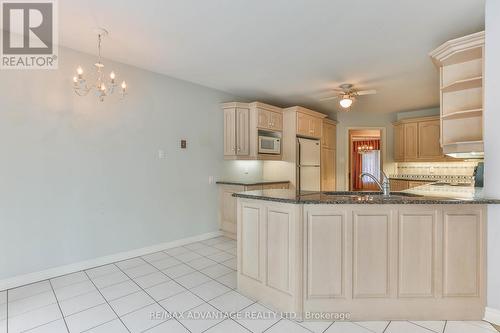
[297,137,321,192]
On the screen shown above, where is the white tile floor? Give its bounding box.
[1,236,498,333]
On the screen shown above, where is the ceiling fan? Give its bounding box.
[319,84,377,110]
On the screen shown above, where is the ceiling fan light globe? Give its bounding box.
[339,97,353,108]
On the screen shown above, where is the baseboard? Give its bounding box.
[485,307,500,326]
[0,231,223,291]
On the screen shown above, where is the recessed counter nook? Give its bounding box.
[233,188,500,321]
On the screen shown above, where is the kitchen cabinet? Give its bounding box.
[223,105,249,157]
[390,179,409,191]
[390,179,432,191]
[258,108,283,131]
[394,124,405,161]
[321,148,336,191]
[404,123,418,160]
[393,116,447,162]
[321,119,337,191]
[236,107,250,155]
[222,102,283,160]
[430,31,484,157]
[238,199,486,320]
[218,182,289,238]
[418,120,443,160]
[297,112,322,138]
[322,121,336,149]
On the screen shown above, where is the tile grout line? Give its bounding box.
[7,237,236,333]
[382,320,391,332]
[83,270,132,333]
[409,321,446,333]
[112,263,194,333]
[48,280,70,333]
[442,321,447,333]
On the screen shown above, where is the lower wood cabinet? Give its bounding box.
[237,199,486,320]
[390,179,431,191]
[219,183,289,239]
[302,205,485,320]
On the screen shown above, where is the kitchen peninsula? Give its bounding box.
[234,188,500,321]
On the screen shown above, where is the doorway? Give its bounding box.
[348,129,382,191]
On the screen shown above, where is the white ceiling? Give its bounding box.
[59,0,485,114]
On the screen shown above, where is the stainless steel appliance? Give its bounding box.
[297,137,321,191]
[258,135,281,154]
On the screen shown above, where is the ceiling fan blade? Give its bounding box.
[356,89,377,96]
[319,95,340,101]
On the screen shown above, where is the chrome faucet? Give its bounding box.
[359,171,391,196]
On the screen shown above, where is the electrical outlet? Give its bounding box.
[208,176,215,184]
[158,149,166,159]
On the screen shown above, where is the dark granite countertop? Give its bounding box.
[232,187,500,205]
[216,180,290,186]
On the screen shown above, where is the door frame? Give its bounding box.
[346,127,387,191]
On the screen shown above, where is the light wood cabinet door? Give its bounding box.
[418,120,443,159]
[219,185,244,237]
[321,148,336,191]
[257,109,271,129]
[297,112,322,138]
[310,117,322,138]
[322,122,336,149]
[404,123,418,160]
[236,108,249,155]
[223,108,236,156]
[352,209,393,298]
[297,112,311,137]
[394,124,405,162]
[269,111,283,131]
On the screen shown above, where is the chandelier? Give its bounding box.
[72,28,127,102]
[357,144,374,154]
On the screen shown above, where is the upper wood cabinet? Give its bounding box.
[223,105,249,157]
[297,111,323,138]
[418,120,442,159]
[258,108,283,131]
[322,121,336,149]
[320,118,337,191]
[222,102,283,160]
[404,122,418,160]
[394,124,405,161]
[236,107,250,155]
[393,116,447,162]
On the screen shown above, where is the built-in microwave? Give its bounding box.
[258,135,281,154]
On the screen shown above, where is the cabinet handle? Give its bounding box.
[237,147,241,152]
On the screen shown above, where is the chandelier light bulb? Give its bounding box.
[339,97,353,108]
[72,29,127,101]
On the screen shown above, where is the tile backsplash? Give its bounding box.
[396,161,479,177]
